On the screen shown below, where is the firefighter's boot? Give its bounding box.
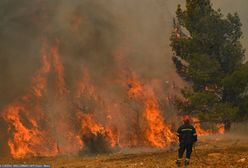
[184,159,190,166]
[176,159,181,167]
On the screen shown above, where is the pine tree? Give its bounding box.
[170,0,246,122]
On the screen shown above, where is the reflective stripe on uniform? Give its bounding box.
[193,133,197,136]
[181,128,193,131]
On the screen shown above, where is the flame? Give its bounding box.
[217,123,225,134]
[75,67,118,147]
[50,44,66,95]
[191,117,211,136]
[76,67,98,100]
[127,73,176,147]
[77,113,118,147]
[2,41,84,158]
[3,103,58,158]
[2,42,59,158]
[49,42,83,154]
[31,44,51,97]
[191,118,225,135]
[2,41,225,158]
[144,95,176,147]
[127,75,143,99]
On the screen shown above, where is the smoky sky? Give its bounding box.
[0,0,247,110]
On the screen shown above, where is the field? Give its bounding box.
[1,134,248,168]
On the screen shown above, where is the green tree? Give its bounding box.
[222,63,248,119]
[171,0,246,122]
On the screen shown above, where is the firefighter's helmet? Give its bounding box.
[183,115,190,124]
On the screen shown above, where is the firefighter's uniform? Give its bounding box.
[176,122,197,165]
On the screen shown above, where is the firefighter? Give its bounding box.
[176,115,197,166]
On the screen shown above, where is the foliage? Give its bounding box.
[171,0,247,121]
[222,63,248,119]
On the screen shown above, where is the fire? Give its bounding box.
[31,44,51,97]
[50,43,66,95]
[2,42,59,158]
[144,95,176,147]
[127,73,176,147]
[4,103,58,158]
[77,113,118,147]
[127,75,143,99]
[75,66,118,148]
[217,123,225,134]
[2,40,224,158]
[192,118,225,136]
[2,41,84,158]
[76,67,98,100]
[191,117,211,136]
[113,47,176,147]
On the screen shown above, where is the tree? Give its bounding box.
[222,63,248,119]
[170,0,246,122]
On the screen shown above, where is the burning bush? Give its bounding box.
[81,132,112,154]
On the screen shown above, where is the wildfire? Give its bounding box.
[31,44,51,97]
[2,41,85,158]
[217,123,225,134]
[50,43,66,96]
[75,66,119,149]
[76,67,98,101]
[1,40,224,158]
[127,73,176,147]
[4,103,58,158]
[77,113,118,147]
[144,95,176,147]
[191,117,211,136]
[127,76,143,99]
[2,42,59,158]
[191,117,225,136]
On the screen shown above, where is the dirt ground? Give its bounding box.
[1,134,248,168]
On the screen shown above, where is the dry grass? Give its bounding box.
[1,134,248,168]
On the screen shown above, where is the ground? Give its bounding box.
[1,134,248,168]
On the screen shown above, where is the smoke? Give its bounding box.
[0,0,176,110]
[0,0,247,157]
[0,0,247,109]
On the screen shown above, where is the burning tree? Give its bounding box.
[170,0,246,126]
[126,73,176,147]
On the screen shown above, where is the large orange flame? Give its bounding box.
[77,113,118,147]
[127,73,176,147]
[191,117,211,136]
[2,42,225,158]
[2,42,58,158]
[144,95,176,147]
[2,41,84,158]
[4,103,58,158]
